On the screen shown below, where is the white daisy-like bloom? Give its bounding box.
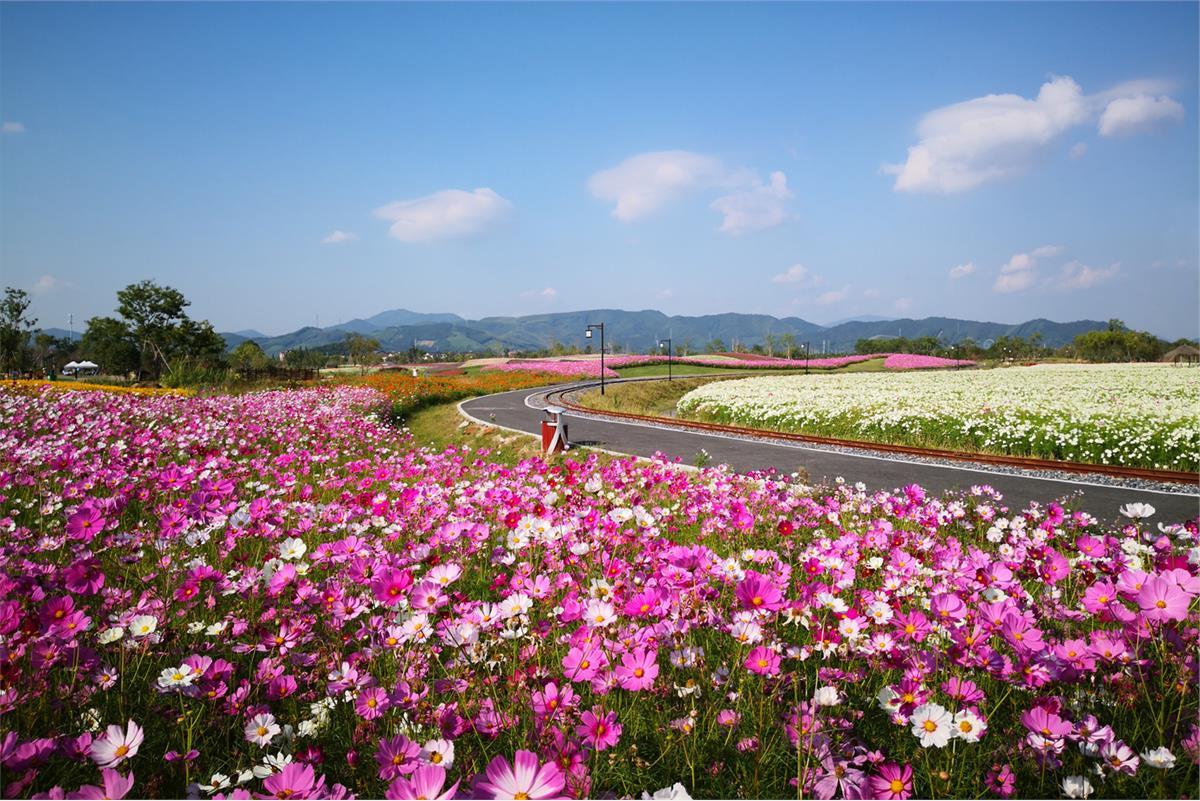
[838,616,865,640]
[585,599,617,628]
[128,615,157,638]
[642,784,693,800]
[588,578,613,599]
[866,601,894,625]
[569,541,590,556]
[199,773,232,793]
[910,703,953,748]
[206,621,228,636]
[952,709,987,742]
[244,713,281,747]
[499,593,533,618]
[876,686,901,713]
[729,620,763,645]
[1061,775,1094,799]
[98,626,125,644]
[157,664,198,690]
[1140,746,1176,769]
[253,751,293,778]
[278,537,307,561]
[812,686,841,707]
[1119,502,1155,520]
[420,738,455,768]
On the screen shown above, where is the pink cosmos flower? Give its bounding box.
[385,765,459,800]
[256,763,326,799]
[68,768,134,800]
[868,763,913,800]
[475,750,565,800]
[1100,740,1140,775]
[562,646,606,682]
[66,504,105,542]
[1136,575,1191,623]
[893,611,930,643]
[985,764,1015,798]
[614,648,658,692]
[532,682,576,721]
[355,686,390,720]
[376,734,422,780]
[371,567,413,606]
[89,721,143,769]
[576,707,622,751]
[1020,707,1073,739]
[744,646,780,676]
[735,571,784,612]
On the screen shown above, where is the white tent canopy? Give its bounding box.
[63,361,81,369]
[77,361,98,369]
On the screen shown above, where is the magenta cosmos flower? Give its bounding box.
[614,648,659,691]
[256,763,326,800]
[376,734,422,781]
[475,750,565,800]
[868,763,913,800]
[71,768,135,800]
[385,765,459,800]
[576,707,622,751]
[1136,575,1191,623]
[744,646,781,676]
[66,504,105,542]
[735,571,784,612]
[371,567,413,606]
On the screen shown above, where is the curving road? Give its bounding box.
[460,382,1200,524]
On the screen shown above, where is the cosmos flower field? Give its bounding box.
[0,383,1197,800]
[677,364,1200,471]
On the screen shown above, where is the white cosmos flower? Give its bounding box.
[420,738,455,768]
[1061,775,1094,799]
[157,664,198,689]
[952,709,986,742]
[128,615,157,638]
[642,784,693,800]
[1140,747,1176,769]
[1119,503,1156,520]
[812,686,841,707]
[910,703,953,748]
[244,713,281,747]
[98,626,125,644]
[278,537,307,560]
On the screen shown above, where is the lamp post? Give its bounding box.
[659,338,672,381]
[585,323,606,395]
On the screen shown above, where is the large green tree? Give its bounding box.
[229,340,271,371]
[81,317,140,376]
[0,287,37,373]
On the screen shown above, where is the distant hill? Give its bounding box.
[221,308,1111,356]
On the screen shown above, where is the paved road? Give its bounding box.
[460,383,1200,524]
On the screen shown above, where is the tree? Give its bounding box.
[229,340,270,371]
[779,333,796,359]
[706,338,726,354]
[32,332,79,372]
[343,333,382,374]
[283,347,327,370]
[81,317,139,377]
[764,333,777,357]
[0,287,37,373]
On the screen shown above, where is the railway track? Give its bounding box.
[541,381,1200,486]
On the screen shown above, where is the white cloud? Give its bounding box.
[31,275,71,294]
[522,287,557,300]
[321,230,356,244]
[1054,260,1119,290]
[656,288,674,299]
[374,188,512,243]
[589,150,791,234]
[2,121,26,134]
[710,171,792,235]
[893,297,913,312]
[588,151,728,221]
[885,76,1184,193]
[816,285,850,306]
[1068,142,1088,160]
[949,262,976,279]
[863,287,881,299]
[771,263,821,286]
[1098,94,1185,137]
[993,245,1062,293]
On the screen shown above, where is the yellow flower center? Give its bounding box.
[890,779,904,793]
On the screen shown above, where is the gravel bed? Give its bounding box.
[543,386,1200,497]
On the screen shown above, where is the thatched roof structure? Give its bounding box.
[1161,344,1200,364]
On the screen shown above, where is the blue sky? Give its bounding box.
[2,2,1197,338]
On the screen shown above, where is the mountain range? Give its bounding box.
[215,308,1112,356]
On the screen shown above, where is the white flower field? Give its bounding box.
[676,363,1200,471]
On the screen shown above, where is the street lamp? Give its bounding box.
[585,323,606,395]
[659,338,672,381]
